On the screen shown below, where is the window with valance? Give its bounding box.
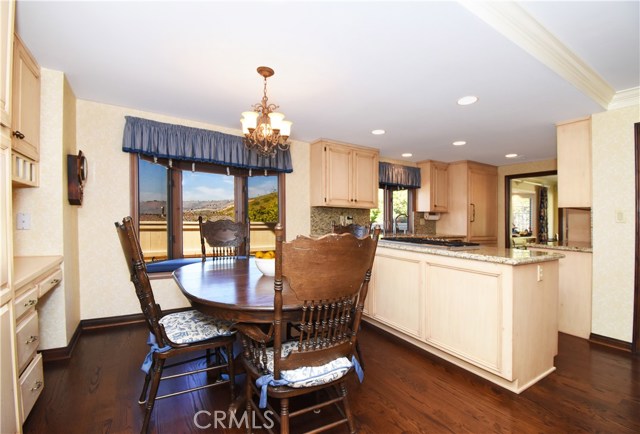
[122,116,293,173]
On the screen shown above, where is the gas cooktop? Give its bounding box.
[382,237,481,250]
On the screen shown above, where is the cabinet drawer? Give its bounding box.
[14,286,38,320]
[38,268,62,297]
[19,353,43,423]
[16,310,39,374]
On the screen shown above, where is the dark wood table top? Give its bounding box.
[172,257,301,323]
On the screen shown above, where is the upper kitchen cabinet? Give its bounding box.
[0,0,15,133]
[436,161,498,244]
[557,117,591,208]
[416,160,448,213]
[11,34,40,163]
[310,139,379,209]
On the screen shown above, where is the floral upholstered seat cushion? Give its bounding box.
[159,310,235,344]
[262,341,352,388]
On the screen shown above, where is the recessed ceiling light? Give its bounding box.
[371,129,386,135]
[505,153,519,158]
[452,141,466,146]
[401,153,413,158]
[457,96,478,106]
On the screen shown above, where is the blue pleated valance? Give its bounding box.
[122,116,293,173]
[379,162,421,189]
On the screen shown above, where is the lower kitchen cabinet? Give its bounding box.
[364,246,559,393]
[529,247,592,339]
[1,302,19,434]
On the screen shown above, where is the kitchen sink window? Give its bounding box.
[371,187,414,235]
[374,162,420,234]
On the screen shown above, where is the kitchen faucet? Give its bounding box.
[393,213,409,236]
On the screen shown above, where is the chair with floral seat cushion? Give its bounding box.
[115,216,236,434]
[239,224,380,434]
[199,216,247,262]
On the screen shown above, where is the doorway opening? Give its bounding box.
[504,171,558,248]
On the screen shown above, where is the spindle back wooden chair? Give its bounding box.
[239,224,381,434]
[115,216,236,434]
[198,217,247,261]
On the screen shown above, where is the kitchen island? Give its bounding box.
[363,240,563,393]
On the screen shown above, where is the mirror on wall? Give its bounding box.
[505,172,558,248]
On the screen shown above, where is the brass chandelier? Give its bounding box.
[241,66,292,157]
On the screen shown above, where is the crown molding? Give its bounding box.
[608,87,640,111]
[460,1,615,109]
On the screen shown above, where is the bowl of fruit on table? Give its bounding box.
[254,251,275,276]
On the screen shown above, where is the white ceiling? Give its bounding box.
[14,1,640,166]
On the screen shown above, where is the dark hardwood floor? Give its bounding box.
[23,322,640,434]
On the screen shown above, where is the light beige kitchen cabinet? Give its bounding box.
[416,160,448,213]
[529,247,592,339]
[364,245,559,393]
[11,34,40,163]
[0,0,15,129]
[1,302,19,434]
[436,161,498,244]
[557,117,591,208]
[310,139,379,209]
[11,256,63,424]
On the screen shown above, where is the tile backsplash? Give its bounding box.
[310,208,438,237]
[310,207,370,236]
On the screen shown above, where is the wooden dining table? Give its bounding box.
[172,256,302,324]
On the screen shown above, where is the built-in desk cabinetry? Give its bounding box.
[310,139,379,209]
[416,160,448,213]
[557,117,591,208]
[11,34,40,187]
[434,161,498,244]
[12,256,62,424]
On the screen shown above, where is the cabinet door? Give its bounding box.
[0,0,14,127]
[324,145,352,207]
[0,148,9,295]
[468,168,497,242]
[11,36,40,161]
[370,253,423,339]
[352,150,378,209]
[432,163,448,212]
[1,303,18,434]
[557,118,591,207]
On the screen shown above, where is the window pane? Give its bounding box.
[370,189,384,227]
[182,171,235,257]
[392,189,409,233]
[139,158,168,262]
[512,195,532,234]
[248,176,278,253]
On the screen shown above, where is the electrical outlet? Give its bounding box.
[16,212,31,230]
[537,265,543,282]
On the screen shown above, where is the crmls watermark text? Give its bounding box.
[194,410,276,430]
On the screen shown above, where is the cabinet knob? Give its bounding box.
[12,130,25,140]
[24,299,37,307]
[30,380,43,392]
[50,278,61,286]
[25,335,39,344]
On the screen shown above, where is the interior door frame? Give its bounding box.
[633,122,639,353]
[504,170,557,248]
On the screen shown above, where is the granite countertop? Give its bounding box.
[527,242,592,253]
[378,240,564,265]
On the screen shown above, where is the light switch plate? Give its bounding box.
[615,209,625,223]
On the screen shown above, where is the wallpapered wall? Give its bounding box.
[591,105,639,342]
